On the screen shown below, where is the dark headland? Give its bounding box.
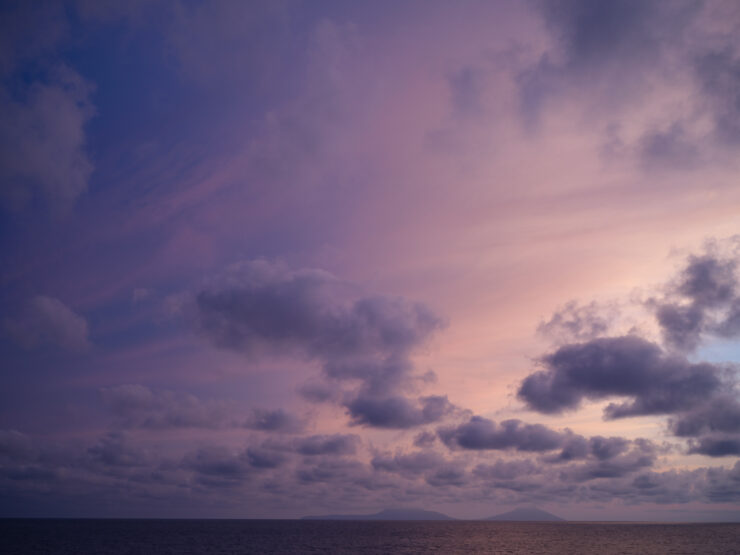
[485,507,564,521]
[302,508,455,520]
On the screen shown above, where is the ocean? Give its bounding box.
[2,519,739,554]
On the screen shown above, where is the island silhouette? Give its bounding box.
[485,507,564,521]
[302,507,564,521]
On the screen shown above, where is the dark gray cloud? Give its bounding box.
[2,428,739,517]
[425,465,467,487]
[294,434,358,456]
[628,463,740,505]
[244,408,304,433]
[182,442,290,486]
[521,0,698,125]
[182,446,252,483]
[558,439,657,481]
[195,261,442,360]
[538,0,661,69]
[714,299,740,338]
[654,252,739,351]
[669,395,740,438]
[688,435,740,457]
[346,395,455,429]
[544,435,635,464]
[655,303,704,353]
[589,436,630,460]
[543,434,589,462]
[371,449,469,487]
[323,356,412,396]
[518,335,724,417]
[87,433,148,468]
[5,296,90,352]
[195,261,447,429]
[521,247,740,458]
[245,447,285,469]
[439,416,566,452]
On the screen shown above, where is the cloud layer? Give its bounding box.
[520,247,740,456]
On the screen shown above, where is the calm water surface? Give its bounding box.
[2,519,739,554]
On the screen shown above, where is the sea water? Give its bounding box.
[2,519,739,554]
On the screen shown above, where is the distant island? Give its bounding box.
[485,507,564,521]
[302,508,455,520]
[302,506,565,521]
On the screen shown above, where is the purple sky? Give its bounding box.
[1,0,739,520]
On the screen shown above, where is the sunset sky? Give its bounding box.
[1,0,739,521]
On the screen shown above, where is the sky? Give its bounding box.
[1,0,739,521]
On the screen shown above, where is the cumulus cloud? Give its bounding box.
[181,446,252,484]
[557,439,657,481]
[520,245,740,457]
[293,434,358,456]
[194,260,447,429]
[5,296,90,352]
[653,251,740,351]
[439,416,566,452]
[245,447,286,469]
[669,395,740,438]
[518,336,725,417]
[87,432,148,468]
[370,450,468,488]
[543,435,634,464]
[195,260,442,360]
[346,395,455,429]
[688,435,740,457]
[244,408,304,433]
[1,428,738,517]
